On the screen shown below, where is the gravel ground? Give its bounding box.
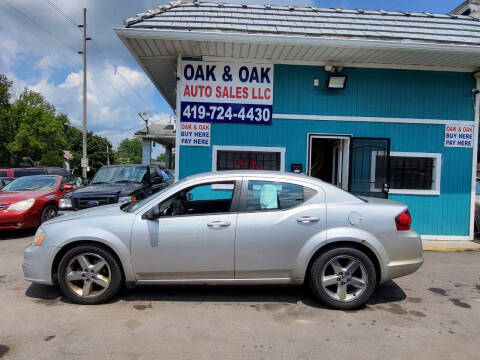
[0,230,479,360]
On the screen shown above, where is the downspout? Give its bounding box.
[469,72,480,239]
[174,54,181,180]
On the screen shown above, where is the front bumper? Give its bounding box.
[0,210,39,230]
[23,244,59,285]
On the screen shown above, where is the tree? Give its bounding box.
[117,138,143,164]
[7,89,67,165]
[64,125,114,176]
[0,74,14,166]
[0,74,114,175]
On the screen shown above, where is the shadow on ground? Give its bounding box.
[0,229,36,241]
[25,280,405,309]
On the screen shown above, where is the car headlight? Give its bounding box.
[119,195,137,203]
[32,228,46,246]
[7,198,35,211]
[59,198,72,209]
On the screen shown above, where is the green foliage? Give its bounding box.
[38,151,64,167]
[0,74,114,177]
[117,137,143,164]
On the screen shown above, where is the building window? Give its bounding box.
[212,146,285,172]
[371,152,441,195]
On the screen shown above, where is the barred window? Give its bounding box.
[372,152,441,195]
[216,150,281,171]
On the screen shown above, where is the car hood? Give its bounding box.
[46,203,125,225]
[0,189,55,204]
[67,183,143,197]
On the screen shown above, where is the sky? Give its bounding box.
[0,0,463,150]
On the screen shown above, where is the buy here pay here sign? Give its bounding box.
[179,61,274,125]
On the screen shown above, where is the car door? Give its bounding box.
[131,178,241,280]
[235,177,326,279]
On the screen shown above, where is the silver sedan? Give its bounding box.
[23,171,423,309]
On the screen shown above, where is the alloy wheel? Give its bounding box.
[65,253,111,298]
[320,255,367,302]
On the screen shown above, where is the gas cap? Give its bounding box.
[348,212,363,226]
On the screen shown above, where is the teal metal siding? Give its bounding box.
[274,65,475,121]
[178,65,475,236]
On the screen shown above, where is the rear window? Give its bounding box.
[13,169,45,177]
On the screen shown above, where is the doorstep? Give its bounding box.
[422,240,480,252]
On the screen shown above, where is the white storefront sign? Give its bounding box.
[180,122,210,147]
[179,61,274,125]
[444,124,473,148]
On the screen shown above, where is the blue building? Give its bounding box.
[116,1,480,240]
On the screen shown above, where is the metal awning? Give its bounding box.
[115,1,480,110]
[134,124,176,147]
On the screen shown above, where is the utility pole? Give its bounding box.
[106,145,110,166]
[78,8,91,179]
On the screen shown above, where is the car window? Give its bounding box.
[156,181,236,217]
[92,166,147,184]
[161,170,170,181]
[244,180,316,212]
[13,169,45,177]
[2,175,59,191]
[0,171,6,177]
[62,175,82,188]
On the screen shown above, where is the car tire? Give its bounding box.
[309,247,376,310]
[40,205,57,223]
[57,245,123,305]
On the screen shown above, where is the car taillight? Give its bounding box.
[395,209,411,231]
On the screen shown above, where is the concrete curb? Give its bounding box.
[423,247,480,252]
[422,239,480,252]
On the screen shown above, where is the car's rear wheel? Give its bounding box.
[309,247,376,310]
[40,205,57,223]
[57,245,122,305]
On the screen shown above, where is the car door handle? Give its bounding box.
[207,221,231,228]
[296,216,320,223]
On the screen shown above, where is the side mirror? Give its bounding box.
[83,179,90,186]
[143,206,160,220]
[61,184,73,191]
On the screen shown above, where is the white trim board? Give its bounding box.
[211,145,286,172]
[273,113,472,126]
[201,56,475,73]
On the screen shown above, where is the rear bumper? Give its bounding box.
[0,211,39,229]
[23,244,59,285]
[378,230,424,283]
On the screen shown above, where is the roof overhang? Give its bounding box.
[115,27,480,110]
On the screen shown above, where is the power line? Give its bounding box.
[0,0,78,53]
[40,0,167,120]
[89,40,165,119]
[42,0,79,28]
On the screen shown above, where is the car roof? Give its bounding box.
[182,170,319,184]
[100,164,147,168]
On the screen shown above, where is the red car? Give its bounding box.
[0,175,82,230]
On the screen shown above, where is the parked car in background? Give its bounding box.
[58,164,168,212]
[0,167,71,178]
[24,171,423,308]
[0,178,14,189]
[0,174,82,230]
[159,168,174,185]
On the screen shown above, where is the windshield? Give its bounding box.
[122,178,186,213]
[2,175,58,191]
[92,166,147,184]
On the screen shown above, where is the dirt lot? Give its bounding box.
[0,230,479,360]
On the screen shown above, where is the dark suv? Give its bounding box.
[58,164,168,212]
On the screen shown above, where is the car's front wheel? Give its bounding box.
[57,245,122,304]
[309,247,376,310]
[40,205,57,223]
